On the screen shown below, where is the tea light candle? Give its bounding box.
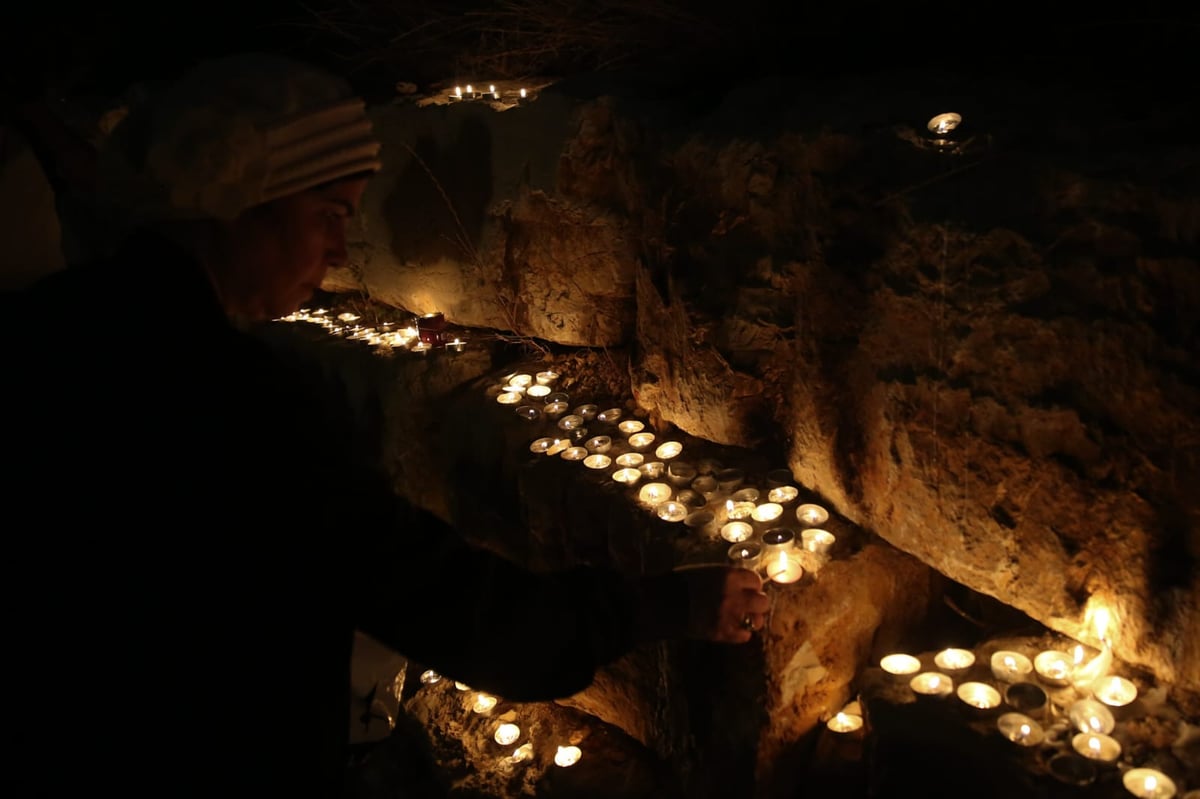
[675,489,705,507]
[667,460,696,484]
[766,552,804,584]
[573,404,599,420]
[419,669,442,685]
[543,400,569,418]
[934,648,976,671]
[473,693,498,713]
[596,407,623,422]
[583,453,612,470]
[880,654,922,676]
[560,446,589,461]
[638,482,672,506]
[530,437,557,454]
[545,438,569,456]
[826,712,864,733]
[656,500,688,522]
[639,461,666,479]
[535,370,559,385]
[510,742,534,763]
[731,487,759,503]
[496,391,523,405]
[720,521,753,543]
[494,723,521,746]
[629,432,656,450]
[728,541,763,570]
[1034,649,1074,686]
[990,650,1034,682]
[800,528,836,554]
[615,452,645,468]
[1004,682,1048,716]
[613,467,642,486]
[1072,643,1114,689]
[1048,753,1097,787]
[508,373,534,388]
[956,681,1001,709]
[618,419,645,434]
[1092,675,1137,707]
[751,502,784,523]
[1123,768,1177,799]
[767,485,799,504]
[796,503,829,526]
[685,509,715,530]
[454,681,471,691]
[1072,732,1121,763]
[716,468,745,491]
[691,475,719,498]
[997,712,1044,746]
[558,414,585,430]
[514,405,541,422]
[655,441,683,460]
[585,435,613,453]
[1068,698,1115,734]
[910,672,954,698]
[725,500,756,521]
[526,384,551,398]
[554,745,582,767]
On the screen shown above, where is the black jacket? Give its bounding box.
[1,231,681,797]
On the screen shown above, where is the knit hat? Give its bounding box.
[98,53,383,226]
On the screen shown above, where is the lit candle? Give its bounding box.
[510,373,535,388]
[583,453,612,470]
[473,693,498,713]
[629,432,656,450]
[494,723,521,745]
[638,482,672,506]
[800,528,836,555]
[956,681,1001,709]
[934,648,976,671]
[529,437,557,454]
[560,446,589,461]
[596,407,623,422]
[573,404,599,420]
[795,503,829,526]
[411,341,432,355]
[453,85,463,100]
[1072,732,1121,763]
[1003,682,1048,716]
[766,552,803,584]
[654,441,683,460]
[618,420,644,434]
[728,542,763,570]
[510,742,534,763]
[543,400,569,419]
[767,485,799,504]
[719,521,753,543]
[514,405,541,422]
[545,439,569,456]
[585,435,613,453]
[1068,698,1115,734]
[615,452,644,468]
[1071,641,1113,689]
[419,669,442,685]
[519,88,527,99]
[465,84,475,97]
[1034,649,1073,686]
[488,84,497,98]
[990,650,1033,682]
[656,500,688,522]
[1092,675,1137,707]
[612,467,642,486]
[446,337,467,353]
[909,671,954,698]
[639,461,666,479]
[880,654,922,676]
[725,500,756,521]
[557,414,585,431]
[751,502,784,523]
[554,745,582,767]
[525,384,550,398]
[535,370,560,386]
[826,712,864,733]
[1123,768,1177,799]
[997,712,1044,746]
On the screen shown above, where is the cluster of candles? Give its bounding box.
[869,623,1181,798]
[447,84,529,104]
[418,668,582,768]
[275,308,468,354]
[497,370,840,585]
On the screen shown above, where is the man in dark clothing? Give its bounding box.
[1,53,769,797]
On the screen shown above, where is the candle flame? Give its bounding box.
[520,88,527,98]
[1083,597,1115,645]
[466,84,474,93]
[455,86,462,97]
[1146,776,1157,791]
[1019,723,1030,736]
[1088,736,1101,753]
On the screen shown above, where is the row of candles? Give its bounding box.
[494,368,839,585]
[276,308,469,353]
[417,667,582,768]
[861,620,1184,799]
[447,84,530,104]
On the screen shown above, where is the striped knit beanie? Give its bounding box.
[98,53,383,225]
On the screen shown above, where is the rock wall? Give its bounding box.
[332,69,1199,694]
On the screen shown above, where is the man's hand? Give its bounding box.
[678,564,771,643]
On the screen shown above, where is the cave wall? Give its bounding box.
[333,68,1200,693]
